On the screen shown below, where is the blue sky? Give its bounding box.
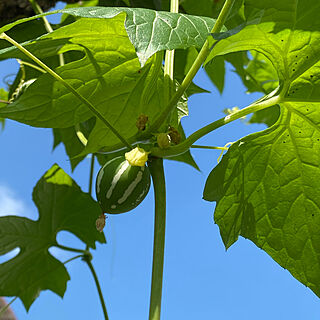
[1,2,320,320]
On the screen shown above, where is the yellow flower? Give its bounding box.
[125,147,150,167]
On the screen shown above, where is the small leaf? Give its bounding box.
[0,164,105,310]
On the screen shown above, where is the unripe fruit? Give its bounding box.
[157,133,171,149]
[95,156,151,214]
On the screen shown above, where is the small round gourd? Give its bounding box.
[95,156,151,214]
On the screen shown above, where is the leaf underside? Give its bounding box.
[204,0,320,297]
[0,164,105,310]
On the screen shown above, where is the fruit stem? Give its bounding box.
[148,157,166,320]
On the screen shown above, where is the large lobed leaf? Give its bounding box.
[0,15,165,153]
[0,6,217,66]
[0,164,105,310]
[0,11,200,165]
[204,0,320,297]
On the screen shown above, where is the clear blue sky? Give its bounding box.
[0,2,320,319]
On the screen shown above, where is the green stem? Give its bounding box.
[55,243,87,254]
[28,0,53,33]
[0,297,17,318]
[83,254,109,320]
[148,157,166,320]
[0,100,9,104]
[0,32,132,150]
[151,95,281,158]
[18,59,46,73]
[163,0,179,105]
[63,254,84,265]
[28,0,65,66]
[147,0,236,133]
[191,145,228,151]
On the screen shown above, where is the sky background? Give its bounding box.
[1,2,320,319]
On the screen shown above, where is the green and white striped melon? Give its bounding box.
[95,156,151,214]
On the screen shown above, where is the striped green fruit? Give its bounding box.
[95,156,151,214]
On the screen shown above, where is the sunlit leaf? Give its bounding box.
[204,0,320,298]
[0,6,217,66]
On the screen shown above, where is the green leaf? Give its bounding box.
[207,0,320,129]
[0,19,48,51]
[208,0,320,85]
[227,51,280,126]
[203,0,320,297]
[245,51,278,94]
[204,104,320,297]
[167,124,199,170]
[53,127,86,171]
[0,7,217,66]
[249,105,280,127]
[204,55,225,94]
[180,0,214,18]
[0,164,105,310]
[0,16,165,152]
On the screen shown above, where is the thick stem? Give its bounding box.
[0,32,132,150]
[147,0,236,133]
[83,254,109,320]
[148,157,166,320]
